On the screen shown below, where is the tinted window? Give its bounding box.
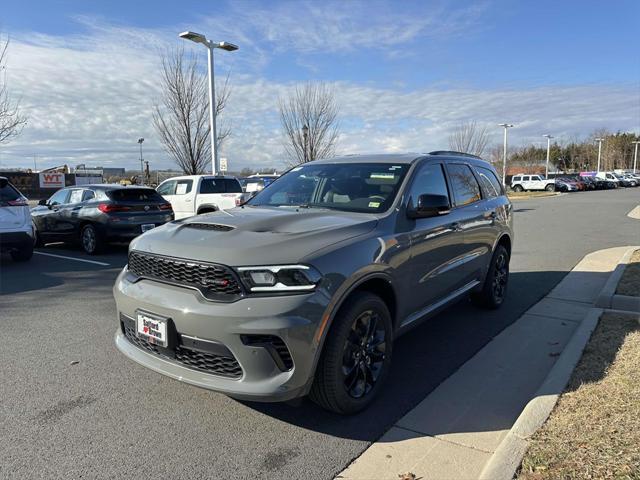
[68,189,84,204]
[157,180,176,195]
[513,176,521,182]
[0,181,20,202]
[523,176,531,181]
[82,190,95,201]
[175,180,193,195]
[476,166,503,198]
[48,189,70,205]
[107,188,165,202]
[408,162,450,205]
[199,178,243,194]
[447,164,482,207]
[249,163,409,213]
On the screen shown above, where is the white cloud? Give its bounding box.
[0,11,638,173]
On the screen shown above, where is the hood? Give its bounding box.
[130,206,378,266]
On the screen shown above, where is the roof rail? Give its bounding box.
[428,150,482,160]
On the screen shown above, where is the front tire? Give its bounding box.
[310,292,393,414]
[11,242,34,262]
[512,185,523,192]
[471,245,509,309]
[80,224,104,255]
[545,184,555,192]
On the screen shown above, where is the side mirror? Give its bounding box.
[38,199,47,206]
[408,194,451,219]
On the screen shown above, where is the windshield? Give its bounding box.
[248,163,409,213]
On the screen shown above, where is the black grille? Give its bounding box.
[241,334,293,371]
[122,320,242,379]
[128,251,242,299]
[184,223,234,231]
[175,347,243,378]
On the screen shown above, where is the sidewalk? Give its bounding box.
[337,246,635,480]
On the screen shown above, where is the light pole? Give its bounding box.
[632,140,639,174]
[137,138,144,184]
[543,134,553,178]
[594,138,604,172]
[498,123,514,186]
[302,124,309,163]
[179,31,238,175]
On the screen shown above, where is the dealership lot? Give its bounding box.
[1,188,638,480]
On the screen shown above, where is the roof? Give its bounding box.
[74,184,156,190]
[312,151,488,165]
[159,174,239,182]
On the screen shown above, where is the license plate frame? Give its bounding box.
[136,310,168,347]
[141,224,155,233]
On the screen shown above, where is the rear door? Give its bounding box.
[36,188,71,236]
[169,179,195,218]
[56,188,86,237]
[444,163,492,284]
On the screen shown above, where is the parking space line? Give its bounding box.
[34,251,111,266]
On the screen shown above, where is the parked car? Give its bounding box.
[618,174,638,187]
[0,176,34,261]
[570,176,587,190]
[31,185,173,254]
[114,152,514,414]
[156,175,243,219]
[595,171,620,187]
[510,174,555,192]
[554,177,579,192]
[577,176,597,190]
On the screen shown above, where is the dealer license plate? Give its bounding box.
[141,224,155,232]
[136,311,168,347]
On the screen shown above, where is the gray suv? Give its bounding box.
[113,152,513,414]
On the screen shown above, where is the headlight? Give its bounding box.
[236,265,321,293]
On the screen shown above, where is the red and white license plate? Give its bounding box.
[136,311,168,347]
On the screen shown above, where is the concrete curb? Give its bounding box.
[478,308,602,480]
[595,247,640,313]
[507,192,563,200]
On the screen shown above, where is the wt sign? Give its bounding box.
[39,173,65,189]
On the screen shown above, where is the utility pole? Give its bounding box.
[498,123,514,186]
[138,138,144,184]
[595,138,604,172]
[302,124,309,163]
[543,134,553,178]
[632,141,639,174]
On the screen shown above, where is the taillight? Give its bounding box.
[98,203,131,213]
[159,203,173,211]
[6,197,28,207]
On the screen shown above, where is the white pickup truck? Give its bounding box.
[156,175,243,220]
[510,174,556,192]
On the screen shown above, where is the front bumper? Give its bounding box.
[113,267,329,401]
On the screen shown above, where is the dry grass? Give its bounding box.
[518,312,640,480]
[616,250,640,297]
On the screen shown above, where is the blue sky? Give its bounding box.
[1,0,638,170]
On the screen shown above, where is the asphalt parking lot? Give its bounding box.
[1,188,638,480]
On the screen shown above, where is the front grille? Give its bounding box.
[128,250,242,299]
[184,223,234,231]
[122,319,242,379]
[175,347,243,378]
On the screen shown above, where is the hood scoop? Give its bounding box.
[183,223,235,232]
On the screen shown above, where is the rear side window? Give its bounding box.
[107,188,165,202]
[447,164,482,207]
[0,180,21,203]
[175,180,193,195]
[68,189,85,204]
[199,178,243,194]
[408,163,450,205]
[476,167,503,198]
[83,190,95,202]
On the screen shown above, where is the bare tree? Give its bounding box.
[279,83,339,165]
[0,35,27,144]
[153,47,231,175]
[448,121,489,157]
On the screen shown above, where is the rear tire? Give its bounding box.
[471,245,509,309]
[33,224,43,247]
[80,224,104,255]
[512,185,523,192]
[11,242,33,262]
[310,292,393,415]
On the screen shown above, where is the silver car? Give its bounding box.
[114,152,513,414]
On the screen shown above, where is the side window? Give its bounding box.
[157,180,176,196]
[513,176,521,182]
[476,166,503,198]
[175,179,193,195]
[199,179,224,194]
[408,162,450,206]
[447,164,482,207]
[531,176,540,181]
[82,190,95,202]
[523,176,531,181]
[48,189,70,205]
[68,189,84,204]
[224,179,243,193]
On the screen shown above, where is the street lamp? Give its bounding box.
[632,140,640,174]
[543,134,553,178]
[179,30,238,176]
[302,124,309,163]
[594,138,604,172]
[498,123,514,186]
[137,138,144,184]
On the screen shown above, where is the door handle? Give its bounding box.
[185,199,192,202]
